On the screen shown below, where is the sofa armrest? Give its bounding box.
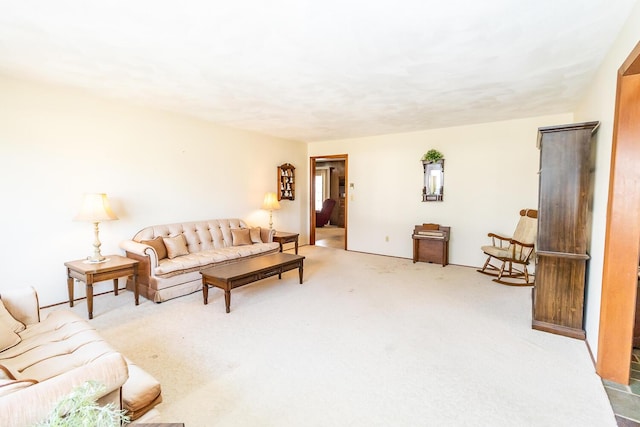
[261,228,275,243]
[120,240,156,296]
[120,240,158,269]
[0,286,40,326]
[0,352,128,427]
[120,240,158,270]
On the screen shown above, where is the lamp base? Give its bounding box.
[87,222,107,263]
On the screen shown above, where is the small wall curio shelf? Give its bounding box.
[278,163,295,201]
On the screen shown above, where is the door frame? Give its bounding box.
[597,41,640,384]
[310,154,348,249]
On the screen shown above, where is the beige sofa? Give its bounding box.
[120,219,280,303]
[0,287,162,426]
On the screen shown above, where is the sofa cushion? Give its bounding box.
[153,243,280,277]
[0,300,25,333]
[0,310,119,381]
[0,378,36,397]
[232,228,252,246]
[154,247,248,277]
[141,236,167,260]
[163,235,189,259]
[123,359,163,420]
[250,227,263,243]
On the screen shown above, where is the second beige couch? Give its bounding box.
[0,287,162,426]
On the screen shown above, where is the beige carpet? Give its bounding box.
[45,246,616,426]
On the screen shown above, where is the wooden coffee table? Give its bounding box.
[201,253,305,313]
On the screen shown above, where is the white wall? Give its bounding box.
[309,113,572,266]
[0,74,307,307]
[574,1,640,360]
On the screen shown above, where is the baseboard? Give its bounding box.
[532,319,586,340]
[585,337,597,369]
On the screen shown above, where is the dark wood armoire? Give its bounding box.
[532,121,599,339]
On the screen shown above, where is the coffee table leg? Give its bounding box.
[202,281,209,305]
[299,262,304,284]
[224,289,231,313]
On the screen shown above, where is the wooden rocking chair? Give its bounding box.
[477,209,538,286]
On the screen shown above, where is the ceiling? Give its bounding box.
[0,1,637,142]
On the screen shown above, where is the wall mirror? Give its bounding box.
[422,159,444,202]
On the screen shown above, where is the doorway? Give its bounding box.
[596,41,640,384]
[310,155,348,250]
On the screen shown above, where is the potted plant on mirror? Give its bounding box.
[422,149,444,163]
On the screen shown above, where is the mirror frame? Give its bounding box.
[422,159,444,202]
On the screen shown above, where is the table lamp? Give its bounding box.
[74,193,118,263]
[262,192,280,230]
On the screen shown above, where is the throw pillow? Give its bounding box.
[162,235,189,259]
[0,300,24,333]
[141,236,168,260]
[0,323,20,353]
[231,228,252,246]
[250,227,263,243]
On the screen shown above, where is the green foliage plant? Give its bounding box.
[422,149,444,162]
[36,381,130,427]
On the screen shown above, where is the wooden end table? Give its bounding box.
[65,255,139,319]
[201,252,305,313]
[273,231,299,254]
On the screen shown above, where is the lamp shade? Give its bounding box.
[74,193,118,222]
[262,192,281,211]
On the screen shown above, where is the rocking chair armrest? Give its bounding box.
[487,232,510,241]
[509,239,535,248]
[508,239,536,262]
[487,232,511,248]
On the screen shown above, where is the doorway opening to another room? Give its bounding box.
[310,155,348,250]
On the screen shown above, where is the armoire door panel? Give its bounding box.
[533,255,587,329]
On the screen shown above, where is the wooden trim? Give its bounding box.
[621,41,640,76]
[536,251,590,260]
[519,209,538,219]
[586,338,597,368]
[309,157,317,244]
[597,42,640,384]
[532,319,586,340]
[309,154,348,249]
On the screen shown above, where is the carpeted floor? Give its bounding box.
[46,246,617,426]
